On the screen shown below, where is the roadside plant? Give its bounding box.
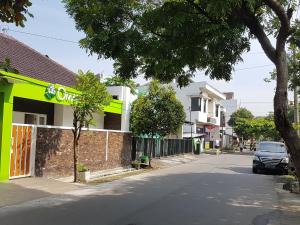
[72,70,112,182]
[77,163,89,172]
[130,81,185,165]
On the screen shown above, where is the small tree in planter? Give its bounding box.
[77,163,90,182]
[72,70,112,182]
[130,80,185,166]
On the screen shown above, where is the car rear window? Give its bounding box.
[258,143,286,153]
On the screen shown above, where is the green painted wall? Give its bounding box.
[0,84,13,181]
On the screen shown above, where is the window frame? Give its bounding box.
[191,97,202,112]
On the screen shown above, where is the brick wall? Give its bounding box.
[35,127,132,178]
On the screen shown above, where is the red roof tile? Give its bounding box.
[0,33,76,87]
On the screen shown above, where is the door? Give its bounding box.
[10,124,36,179]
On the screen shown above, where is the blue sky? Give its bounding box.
[1,0,281,116]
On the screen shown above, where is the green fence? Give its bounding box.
[132,138,193,160]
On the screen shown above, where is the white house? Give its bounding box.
[170,82,226,148]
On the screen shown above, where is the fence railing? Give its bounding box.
[132,138,193,160]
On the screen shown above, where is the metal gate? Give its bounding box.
[10,124,37,179]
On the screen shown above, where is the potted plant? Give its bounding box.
[77,164,90,182]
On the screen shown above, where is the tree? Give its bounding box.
[234,117,280,141]
[130,81,185,164]
[233,118,253,140]
[104,75,138,94]
[228,108,254,127]
[72,70,112,182]
[0,0,33,26]
[64,1,300,181]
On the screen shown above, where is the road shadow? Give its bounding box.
[227,166,285,176]
[228,166,253,174]
[0,181,52,208]
[222,150,255,156]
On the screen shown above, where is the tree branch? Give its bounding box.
[263,0,294,53]
[238,4,276,63]
[263,0,290,26]
[186,0,222,24]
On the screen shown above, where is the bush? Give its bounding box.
[77,163,89,172]
[131,161,141,170]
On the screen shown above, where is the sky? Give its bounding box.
[0,0,284,116]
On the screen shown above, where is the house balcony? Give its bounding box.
[190,111,208,124]
[207,112,220,126]
[189,111,220,126]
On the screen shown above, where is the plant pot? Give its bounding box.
[78,170,90,182]
[140,156,149,164]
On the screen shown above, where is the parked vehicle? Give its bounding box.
[252,141,289,174]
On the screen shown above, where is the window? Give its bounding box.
[191,97,202,111]
[215,105,219,117]
[203,99,207,113]
[24,113,47,125]
[39,116,46,125]
[112,95,119,100]
[25,114,36,124]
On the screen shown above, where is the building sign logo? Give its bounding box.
[45,84,56,100]
[56,87,77,103]
[45,84,77,103]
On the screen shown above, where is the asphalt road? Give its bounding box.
[0,154,280,225]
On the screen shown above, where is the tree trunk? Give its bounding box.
[73,135,78,182]
[274,51,300,184]
[148,138,153,168]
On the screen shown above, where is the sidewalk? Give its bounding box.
[275,182,300,225]
[0,178,83,208]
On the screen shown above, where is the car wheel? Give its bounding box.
[252,167,258,174]
[283,170,288,175]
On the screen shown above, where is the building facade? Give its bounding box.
[0,34,131,181]
[220,92,238,147]
[171,82,226,148]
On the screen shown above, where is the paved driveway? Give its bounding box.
[0,154,282,225]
